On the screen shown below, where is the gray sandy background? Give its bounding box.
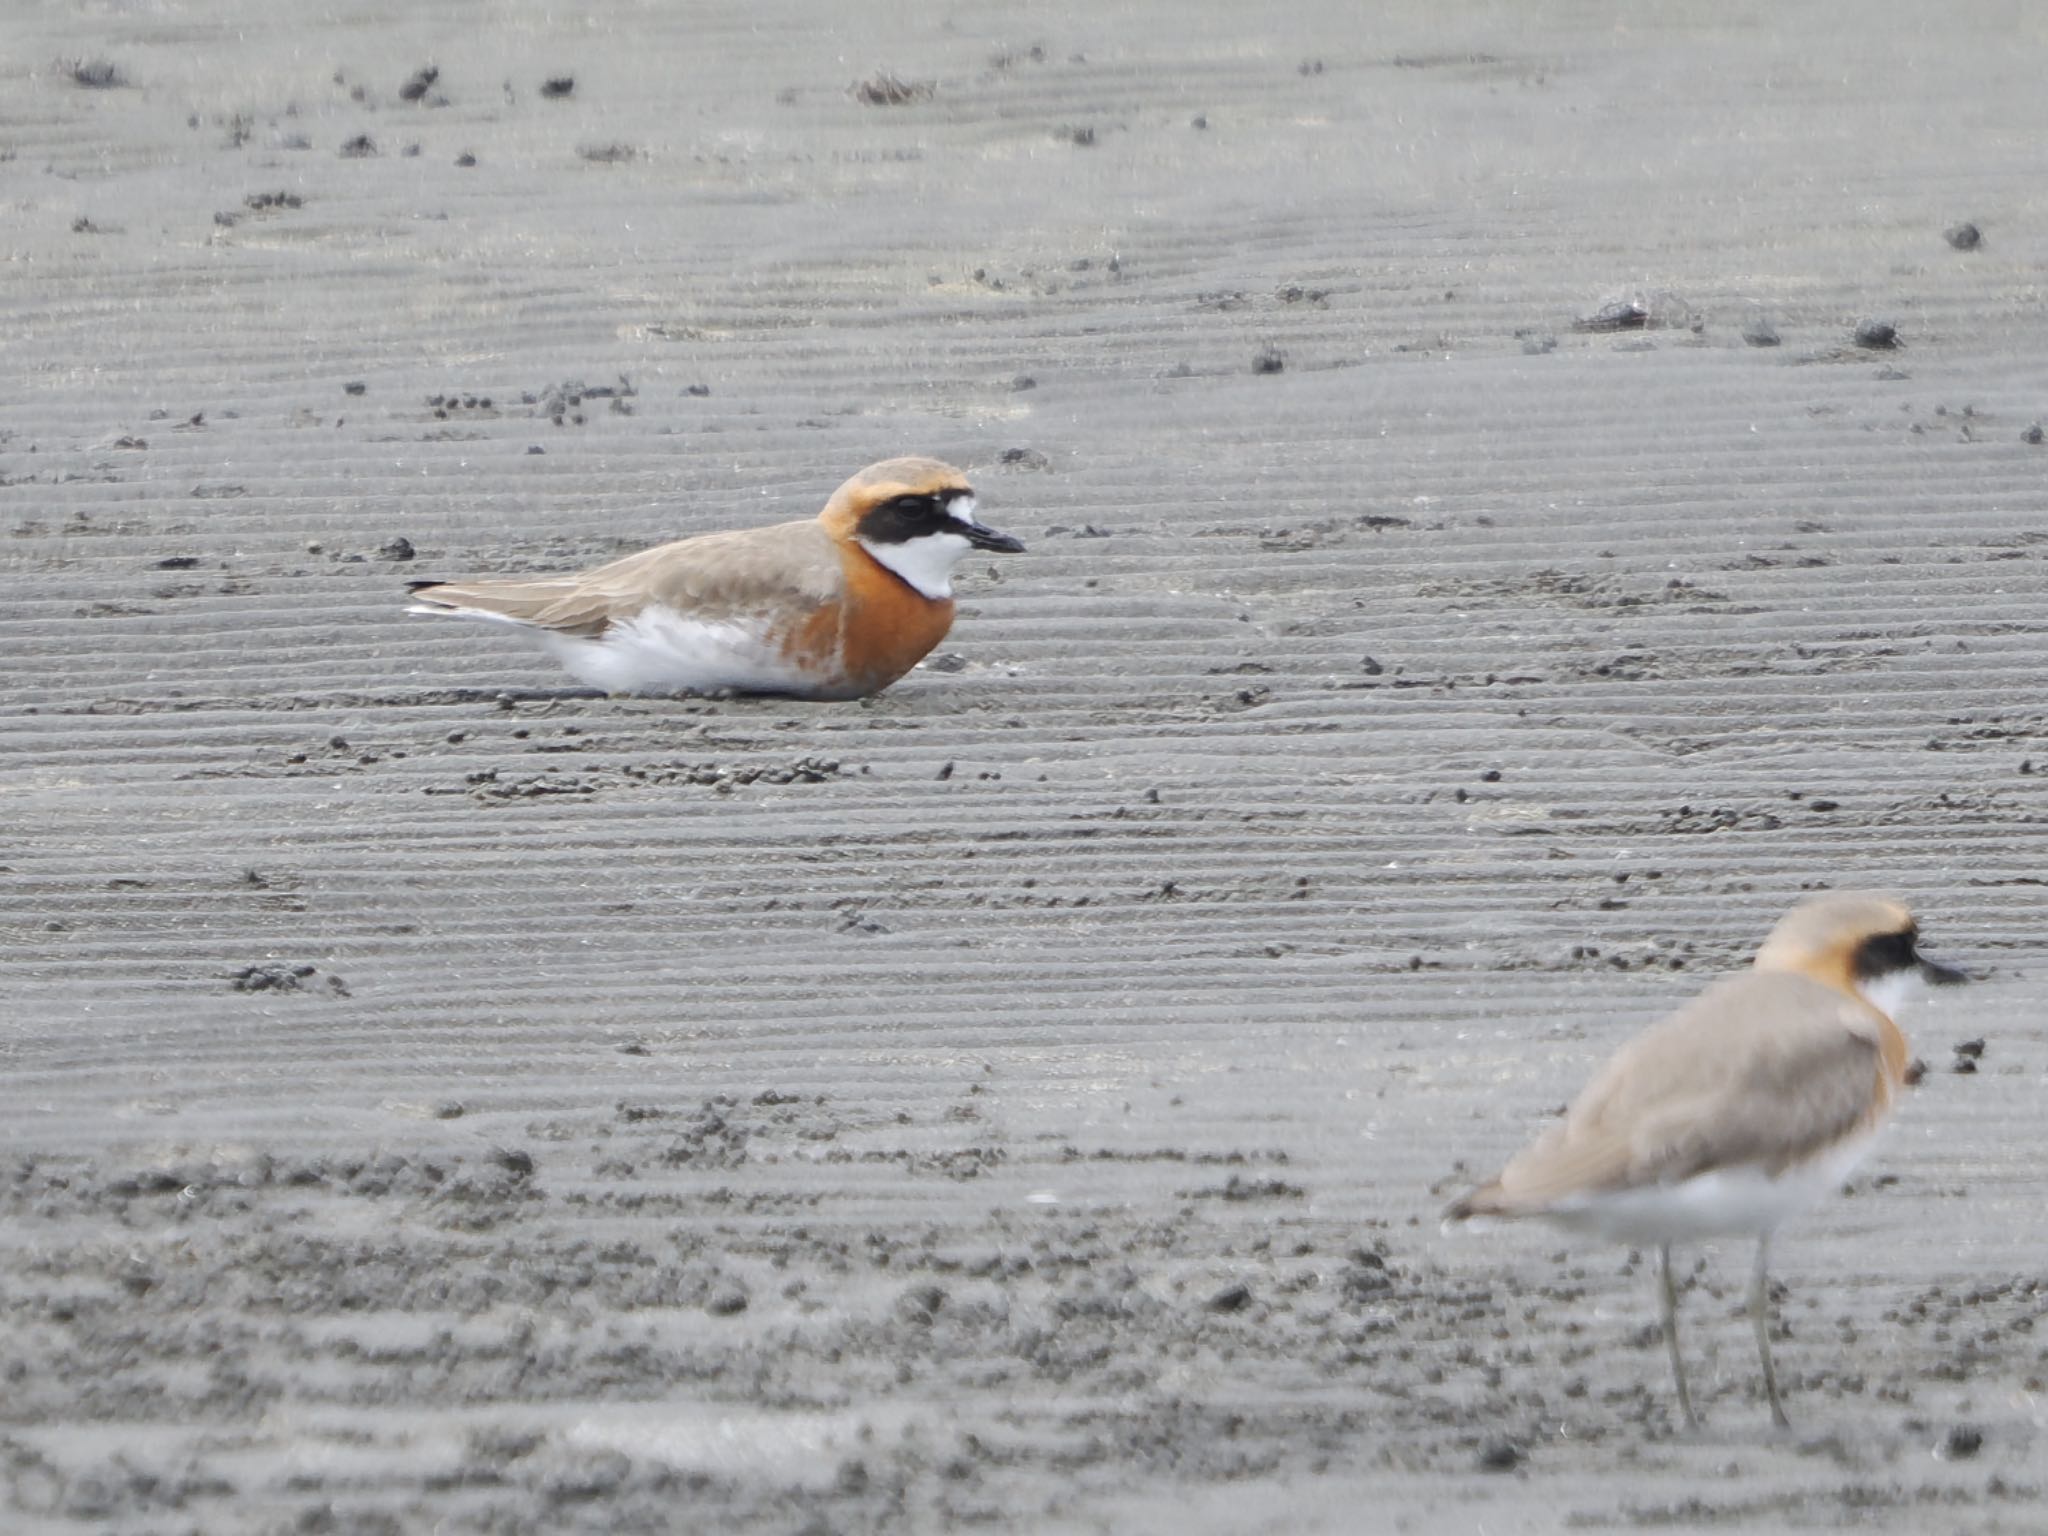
[3,1,2045,1531]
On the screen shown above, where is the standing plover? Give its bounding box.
[1445,892,1965,1428]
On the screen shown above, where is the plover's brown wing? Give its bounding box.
[630,519,844,624]
[1451,973,1886,1218]
[407,520,841,638]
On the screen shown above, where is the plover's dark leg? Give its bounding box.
[1660,1244,1700,1430]
[1750,1235,1790,1429]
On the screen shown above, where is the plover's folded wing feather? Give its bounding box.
[407,520,843,638]
[1452,973,1884,1218]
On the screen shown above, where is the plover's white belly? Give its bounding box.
[541,607,837,697]
[1543,1129,1881,1245]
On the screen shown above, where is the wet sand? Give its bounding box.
[2,2,2044,1530]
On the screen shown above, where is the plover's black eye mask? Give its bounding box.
[1850,927,1919,981]
[858,491,975,544]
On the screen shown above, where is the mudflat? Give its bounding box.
[3,3,2043,1531]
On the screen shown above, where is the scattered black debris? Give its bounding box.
[577,142,638,163]
[1011,375,1037,391]
[401,142,421,158]
[153,556,201,570]
[2022,423,2043,445]
[1339,1247,1393,1300]
[378,537,416,562]
[1944,222,1982,251]
[853,73,933,106]
[924,653,967,673]
[339,134,377,158]
[244,191,303,212]
[228,963,317,993]
[1205,1282,1253,1313]
[1476,1440,1523,1473]
[1943,1425,1985,1459]
[936,761,956,781]
[1742,316,1781,347]
[541,76,575,98]
[1480,768,1502,782]
[1298,59,1325,76]
[1952,1038,1986,1076]
[427,392,497,419]
[455,151,476,167]
[344,381,366,396]
[399,65,439,103]
[111,435,147,450]
[535,376,634,426]
[1904,1057,1928,1087]
[1191,113,1209,129]
[66,58,125,89]
[434,1100,466,1120]
[998,447,1050,471]
[526,445,545,454]
[683,383,711,397]
[1062,124,1096,146]
[1251,347,1285,375]
[1853,318,1899,349]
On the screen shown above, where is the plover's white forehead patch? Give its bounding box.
[942,492,978,525]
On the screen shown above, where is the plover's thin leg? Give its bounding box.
[1660,1244,1700,1430]
[1750,1234,1790,1429]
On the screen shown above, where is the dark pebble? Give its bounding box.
[1251,347,1285,375]
[1206,1282,1253,1313]
[1575,300,1650,333]
[1944,222,1981,251]
[1742,317,1781,347]
[70,59,126,89]
[541,76,575,98]
[1476,1439,1522,1472]
[2022,423,2044,445]
[1853,319,1899,349]
[706,1285,749,1316]
[490,1148,535,1178]
[1945,1425,1984,1459]
[344,381,366,396]
[339,134,377,158]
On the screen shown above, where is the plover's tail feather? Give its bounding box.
[405,577,607,635]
